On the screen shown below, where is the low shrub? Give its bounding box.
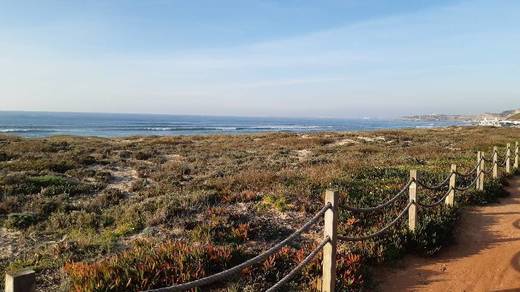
[458,178,507,205]
[487,178,510,198]
[0,151,12,161]
[409,207,459,256]
[48,159,76,173]
[76,155,97,166]
[257,194,290,212]
[335,252,366,290]
[231,223,250,243]
[0,196,19,215]
[361,226,409,263]
[29,175,69,187]
[94,171,113,183]
[1,174,99,197]
[29,195,64,216]
[134,150,153,160]
[88,189,126,211]
[119,150,131,159]
[4,212,38,229]
[241,244,365,290]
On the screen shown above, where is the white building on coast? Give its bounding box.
[479,117,520,127]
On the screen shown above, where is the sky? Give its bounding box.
[0,0,519,118]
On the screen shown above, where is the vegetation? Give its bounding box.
[64,240,235,291]
[507,113,520,120]
[0,126,518,291]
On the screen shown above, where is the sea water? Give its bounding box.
[0,111,467,137]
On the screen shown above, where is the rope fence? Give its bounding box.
[5,142,519,292]
[415,172,453,190]
[265,237,330,292]
[147,204,331,292]
[415,188,453,208]
[454,159,481,178]
[453,174,480,191]
[337,201,413,242]
[342,180,412,213]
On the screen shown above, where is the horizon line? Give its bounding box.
[0,109,409,121]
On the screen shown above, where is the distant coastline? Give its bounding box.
[402,108,520,122]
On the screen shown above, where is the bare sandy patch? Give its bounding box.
[357,136,386,142]
[110,167,139,192]
[164,154,183,161]
[296,149,312,162]
[0,228,21,259]
[332,138,359,146]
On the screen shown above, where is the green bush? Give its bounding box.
[458,178,508,205]
[119,150,131,159]
[48,159,76,173]
[134,150,153,160]
[487,178,510,198]
[257,194,290,212]
[4,212,38,229]
[409,207,459,256]
[0,196,19,215]
[29,175,69,187]
[0,152,12,161]
[1,174,95,197]
[88,189,126,211]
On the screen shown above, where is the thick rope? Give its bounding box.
[342,180,412,213]
[415,173,453,191]
[415,188,452,208]
[482,168,493,175]
[482,155,493,163]
[454,172,480,191]
[337,201,413,242]
[454,160,481,178]
[265,237,329,292]
[145,204,331,292]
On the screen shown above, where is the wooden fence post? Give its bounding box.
[515,141,519,169]
[5,269,35,292]
[476,151,482,190]
[322,190,338,292]
[479,152,485,191]
[493,146,498,179]
[446,164,456,206]
[408,170,417,232]
[506,143,511,174]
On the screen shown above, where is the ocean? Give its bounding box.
[0,111,467,137]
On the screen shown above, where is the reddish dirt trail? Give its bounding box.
[377,177,520,292]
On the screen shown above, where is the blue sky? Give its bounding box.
[0,0,519,118]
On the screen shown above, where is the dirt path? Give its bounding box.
[376,177,520,292]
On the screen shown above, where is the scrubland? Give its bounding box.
[0,126,518,291]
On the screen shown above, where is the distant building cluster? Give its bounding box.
[479,118,520,127]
